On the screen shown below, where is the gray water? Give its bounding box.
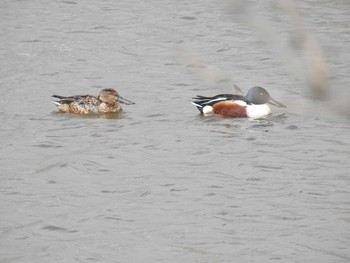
[1,0,349,262]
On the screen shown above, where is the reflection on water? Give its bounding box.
[202,114,288,134]
[51,111,124,119]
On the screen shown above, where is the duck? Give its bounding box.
[51,88,134,114]
[191,86,286,119]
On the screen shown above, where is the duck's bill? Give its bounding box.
[269,97,286,108]
[118,95,135,105]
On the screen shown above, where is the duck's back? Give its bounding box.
[52,95,102,114]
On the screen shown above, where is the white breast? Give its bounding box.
[246,104,272,119]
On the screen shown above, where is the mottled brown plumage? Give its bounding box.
[51,88,134,114]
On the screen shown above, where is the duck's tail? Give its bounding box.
[50,100,61,106]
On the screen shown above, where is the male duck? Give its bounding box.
[191,86,286,119]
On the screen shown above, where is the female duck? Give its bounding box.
[51,88,134,114]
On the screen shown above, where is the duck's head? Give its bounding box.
[245,86,286,108]
[99,88,135,105]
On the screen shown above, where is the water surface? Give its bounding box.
[1,0,349,262]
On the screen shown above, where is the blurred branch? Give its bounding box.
[226,0,331,100]
[177,49,233,89]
